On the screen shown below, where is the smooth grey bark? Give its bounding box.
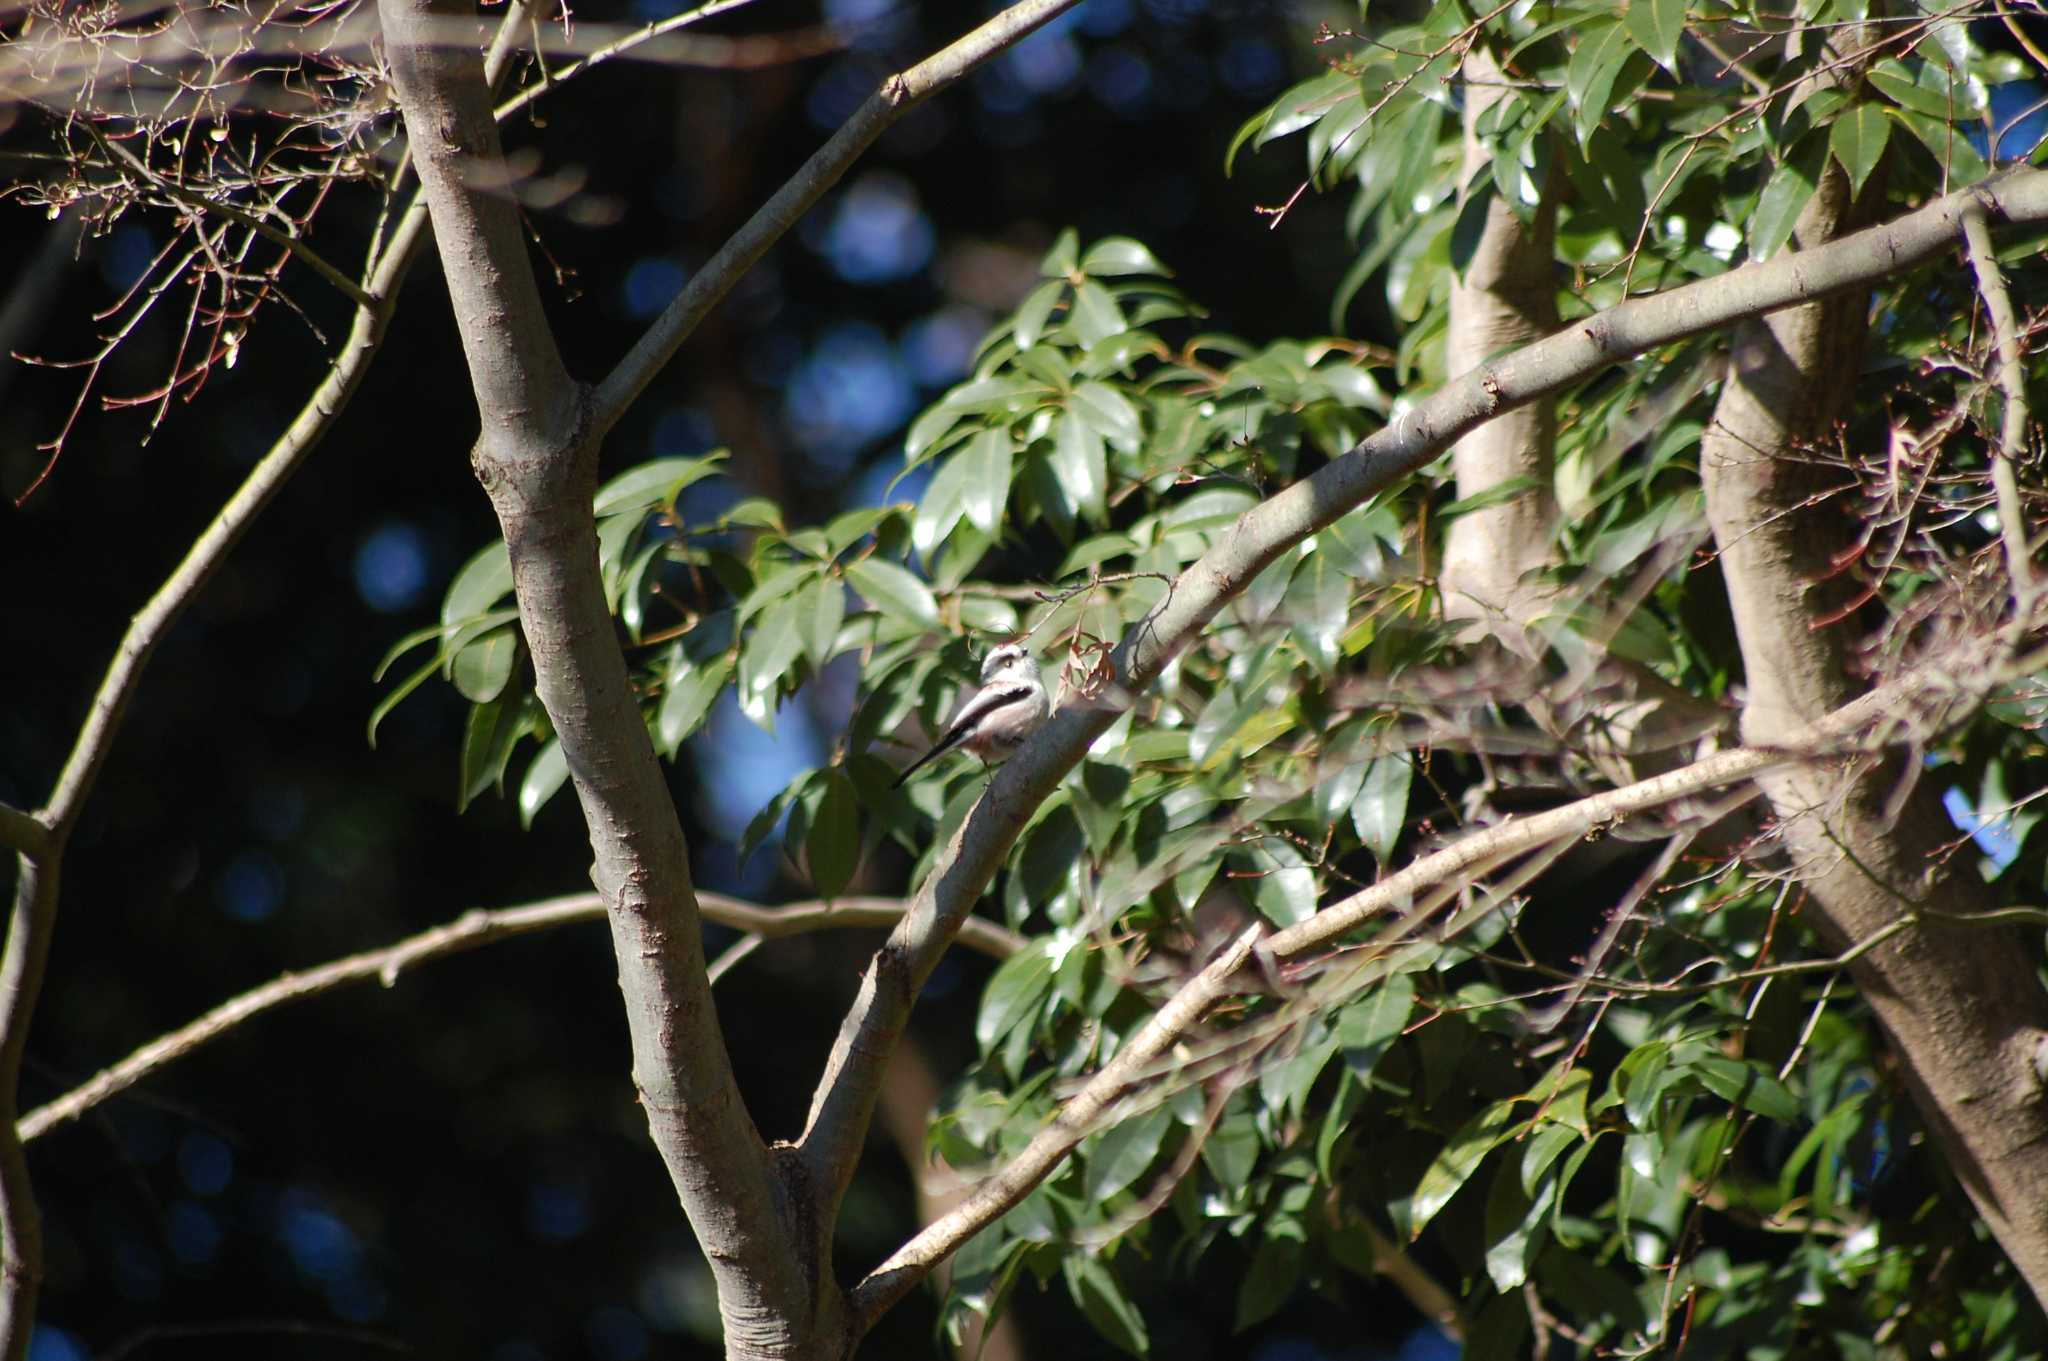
[1440,45,1560,639]
[1701,166,2048,1307]
[376,0,823,1352]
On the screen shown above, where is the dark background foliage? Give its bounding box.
[0,0,1445,1355]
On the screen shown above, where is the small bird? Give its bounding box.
[891,643,1050,788]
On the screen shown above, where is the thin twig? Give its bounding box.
[1959,200,2039,610]
[18,890,1018,1142]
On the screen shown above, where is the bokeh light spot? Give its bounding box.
[353,521,430,614]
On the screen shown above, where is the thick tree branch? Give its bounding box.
[1703,167,2048,1308]
[1961,203,2040,610]
[0,861,55,1358]
[847,663,2013,1323]
[379,0,830,1346]
[586,0,1082,432]
[799,167,2048,1238]
[15,892,1018,1145]
[1439,44,1560,641]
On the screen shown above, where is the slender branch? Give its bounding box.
[797,166,2048,1233]
[1960,203,2040,610]
[0,861,56,1359]
[494,0,788,121]
[587,0,1083,432]
[16,891,1016,1144]
[0,809,45,862]
[846,664,1991,1324]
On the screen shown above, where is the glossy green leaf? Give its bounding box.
[458,695,524,810]
[442,540,513,626]
[1052,411,1108,522]
[1012,279,1065,350]
[1338,973,1414,1080]
[1084,1104,1173,1205]
[1691,1055,1801,1124]
[1234,1219,1306,1330]
[959,426,1013,536]
[518,738,569,828]
[1070,381,1142,451]
[657,653,732,751]
[450,626,518,703]
[1407,1100,1519,1238]
[976,943,1055,1053]
[1062,1255,1149,1357]
[847,558,940,628]
[807,767,860,900]
[1350,756,1411,863]
[1567,21,1635,150]
[1080,236,1172,277]
[1751,135,1826,261]
[797,578,845,672]
[1070,281,1125,348]
[1484,1160,1558,1291]
[1622,0,1686,72]
[1040,227,1080,277]
[1829,100,1891,196]
[590,453,725,517]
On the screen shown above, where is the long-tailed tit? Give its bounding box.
[891,643,1049,788]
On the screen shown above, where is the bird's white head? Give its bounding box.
[979,643,1032,683]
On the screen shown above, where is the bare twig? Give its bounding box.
[16,890,1018,1144]
[1960,202,2040,610]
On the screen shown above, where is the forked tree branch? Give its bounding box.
[846,663,2006,1321]
[16,892,1020,1144]
[798,169,2048,1250]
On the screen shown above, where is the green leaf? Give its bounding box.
[1234,1219,1306,1330]
[1623,0,1686,73]
[799,578,845,672]
[1012,279,1065,350]
[1080,236,1172,277]
[1350,756,1411,863]
[1567,21,1635,150]
[807,767,861,900]
[914,448,969,559]
[1407,1100,1520,1238]
[1691,1055,1802,1124]
[1052,411,1109,522]
[976,943,1055,1053]
[1829,100,1891,196]
[442,540,513,626]
[959,427,1013,536]
[518,738,569,828]
[1084,1104,1174,1205]
[1070,281,1126,348]
[591,453,725,517]
[1040,227,1080,277]
[458,695,525,810]
[1483,1160,1558,1291]
[1255,69,1356,148]
[1750,135,1826,261]
[1062,1255,1149,1357]
[847,558,940,628]
[738,591,806,721]
[657,654,732,751]
[1338,973,1414,1080]
[450,626,519,703]
[1069,381,1142,451]
[367,649,445,749]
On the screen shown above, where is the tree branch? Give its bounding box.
[1702,164,2048,1309]
[586,0,1083,432]
[15,891,1018,1145]
[846,661,2014,1324]
[0,809,45,862]
[797,167,2048,1237]
[1960,202,2040,611]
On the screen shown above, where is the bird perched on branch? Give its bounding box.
[892,643,1049,787]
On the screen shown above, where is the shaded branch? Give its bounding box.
[0,809,45,862]
[847,662,2008,1321]
[587,0,1083,432]
[798,167,2048,1242]
[16,891,1017,1144]
[1960,203,2040,610]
